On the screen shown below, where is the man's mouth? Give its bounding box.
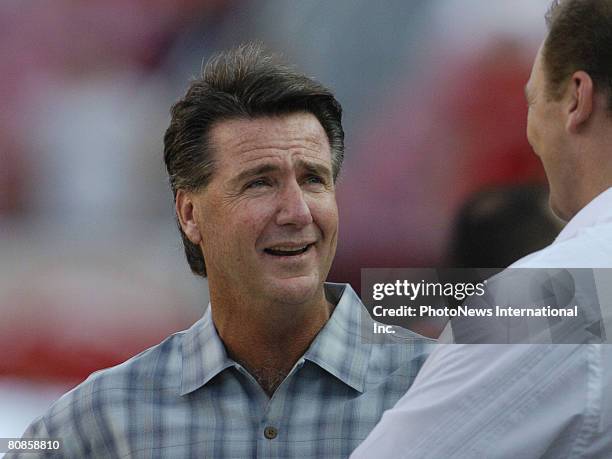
[264,243,314,257]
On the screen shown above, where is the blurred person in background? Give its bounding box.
[352,0,612,457]
[447,183,563,270]
[408,183,564,339]
[7,44,431,458]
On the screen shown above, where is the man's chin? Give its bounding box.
[264,274,323,306]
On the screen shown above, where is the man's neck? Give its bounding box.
[210,291,333,396]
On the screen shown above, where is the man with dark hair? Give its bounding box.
[352,1,612,457]
[8,44,431,458]
[164,44,345,278]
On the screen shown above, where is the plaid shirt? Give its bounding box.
[10,283,432,458]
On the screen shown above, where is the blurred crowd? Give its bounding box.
[1,0,553,438]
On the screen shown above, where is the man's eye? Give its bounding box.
[305,175,325,185]
[246,178,270,189]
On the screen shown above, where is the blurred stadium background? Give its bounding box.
[0,0,552,441]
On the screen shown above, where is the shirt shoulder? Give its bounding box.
[22,330,186,458]
[358,314,435,393]
[513,222,612,268]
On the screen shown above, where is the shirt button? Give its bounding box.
[264,426,278,440]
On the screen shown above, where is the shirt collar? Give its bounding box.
[303,283,371,393]
[555,186,612,244]
[180,307,234,396]
[179,282,371,396]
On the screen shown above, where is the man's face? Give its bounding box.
[190,113,338,307]
[526,42,575,220]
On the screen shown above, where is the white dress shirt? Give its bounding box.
[351,187,612,459]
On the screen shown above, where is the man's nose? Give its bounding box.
[275,181,313,227]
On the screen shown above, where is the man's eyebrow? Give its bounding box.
[232,159,333,185]
[296,159,332,178]
[232,163,279,185]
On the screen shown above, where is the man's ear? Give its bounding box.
[566,70,594,133]
[176,189,202,245]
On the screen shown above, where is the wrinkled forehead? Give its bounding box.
[208,113,332,165]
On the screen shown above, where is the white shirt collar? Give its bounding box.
[555,187,612,244]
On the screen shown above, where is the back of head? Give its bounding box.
[163,43,344,277]
[543,0,612,111]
